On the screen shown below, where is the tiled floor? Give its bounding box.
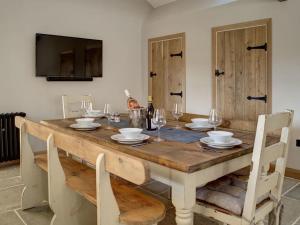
[1,165,300,225]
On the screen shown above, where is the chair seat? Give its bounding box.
[196,173,267,216]
[35,154,166,225]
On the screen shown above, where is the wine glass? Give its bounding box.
[152,109,167,142]
[208,109,222,131]
[104,104,112,128]
[172,103,183,129]
[81,99,93,114]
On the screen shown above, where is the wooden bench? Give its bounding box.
[35,153,165,225]
[16,117,166,225]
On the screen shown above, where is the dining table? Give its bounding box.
[40,116,279,225]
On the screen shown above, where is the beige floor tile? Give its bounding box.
[295,217,300,225]
[137,187,174,210]
[141,180,171,195]
[0,185,24,212]
[282,178,300,195]
[0,211,24,225]
[159,189,171,199]
[280,196,300,225]
[0,176,22,190]
[17,205,53,225]
[286,183,300,201]
[0,165,20,180]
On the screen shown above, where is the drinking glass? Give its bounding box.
[172,103,183,129]
[152,109,167,142]
[81,99,93,114]
[208,108,222,131]
[104,104,112,128]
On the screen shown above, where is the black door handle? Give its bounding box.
[215,69,225,77]
[170,91,183,98]
[247,95,267,103]
[150,72,157,78]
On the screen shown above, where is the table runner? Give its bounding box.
[98,118,206,143]
[143,127,206,144]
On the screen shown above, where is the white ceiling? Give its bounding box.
[147,0,177,8]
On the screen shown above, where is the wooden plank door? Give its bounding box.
[150,41,165,109]
[149,33,186,112]
[213,19,272,131]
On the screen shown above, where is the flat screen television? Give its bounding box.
[36,33,103,80]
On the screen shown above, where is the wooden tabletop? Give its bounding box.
[41,118,279,173]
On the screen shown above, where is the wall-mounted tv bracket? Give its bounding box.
[247,43,267,51]
[170,51,183,58]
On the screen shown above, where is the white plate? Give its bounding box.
[111,134,150,144]
[82,113,105,118]
[185,123,214,130]
[200,137,242,149]
[70,123,101,131]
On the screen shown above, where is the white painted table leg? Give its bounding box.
[20,125,48,210]
[175,208,194,225]
[171,174,196,225]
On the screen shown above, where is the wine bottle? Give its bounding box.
[124,89,140,109]
[146,96,156,131]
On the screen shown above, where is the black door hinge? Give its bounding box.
[247,43,267,51]
[170,51,183,58]
[247,95,267,103]
[170,91,183,98]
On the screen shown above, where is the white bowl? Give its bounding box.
[191,118,209,126]
[75,118,95,126]
[207,131,233,144]
[119,128,143,139]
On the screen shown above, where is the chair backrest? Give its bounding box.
[62,94,94,119]
[242,110,294,221]
[16,117,149,185]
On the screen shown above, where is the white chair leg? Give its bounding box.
[274,204,283,225]
[47,134,97,225]
[20,125,48,210]
[268,204,283,225]
[96,153,120,225]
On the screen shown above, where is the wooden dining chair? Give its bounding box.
[62,94,94,119]
[194,110,294,225]
[62,94,95,161]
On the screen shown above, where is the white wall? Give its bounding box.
[0,0,151,121]
[144,0,300,169]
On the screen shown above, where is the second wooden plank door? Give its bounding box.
[214,20,271,131]
[149,33,186,112]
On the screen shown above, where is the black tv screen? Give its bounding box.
[36,33,103,78]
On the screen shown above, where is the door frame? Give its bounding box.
[148,32,186,111]
[211,18,272,114]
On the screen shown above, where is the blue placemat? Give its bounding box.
[97,118,206,143]
[143,127,207,143]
